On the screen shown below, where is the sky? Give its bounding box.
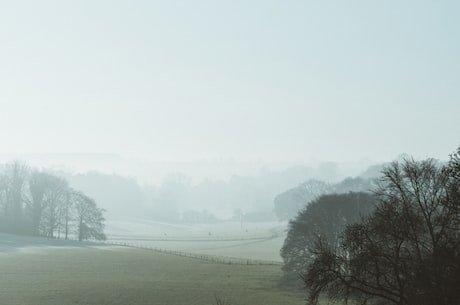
[0,0,459,165]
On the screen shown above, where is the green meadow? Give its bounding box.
[0,246,305,305]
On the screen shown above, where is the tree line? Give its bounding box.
[281,192,376,284]
[282,146,460,305]
[274,176,376,221]
[0,161,106,241]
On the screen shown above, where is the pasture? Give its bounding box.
[105,220,288,262]
[0,245,305,305]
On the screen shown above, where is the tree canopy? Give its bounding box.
[281,192,376,285]
[303,151,460,305]
[0,162,106,241]
[274,177,376,221]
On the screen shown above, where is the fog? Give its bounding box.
[0,152,377,219]
[1,1,458,166]
[0,1,459,304]
[0,152,372,185]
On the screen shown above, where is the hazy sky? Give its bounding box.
[1,1,459,164]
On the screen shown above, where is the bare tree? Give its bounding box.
[0,163,106,240]
[62,189,73,240]
[0,161,29,233]
[73,190,106,241]
[281,192,376,285]
[38,175,69,238]
[27,171,57,236]
[29,172,75,239]
[304,157,460,305]
[274,179,332,221]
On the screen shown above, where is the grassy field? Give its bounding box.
[105,220,288,262]
[112,236,286,262]
[0,246,305,305]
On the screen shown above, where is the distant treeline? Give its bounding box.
[0,161,106,241]
[273,176,377,221]
[62,162,384,223]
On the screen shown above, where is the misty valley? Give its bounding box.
[0,157,398,305]
[1,1,458,304]
[1,146,460,305]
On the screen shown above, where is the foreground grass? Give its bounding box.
[0,247,304,305]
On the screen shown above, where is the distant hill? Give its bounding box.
[0,153,381,221]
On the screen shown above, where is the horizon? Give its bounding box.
[0,149,450,187]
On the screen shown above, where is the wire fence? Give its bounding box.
[106,240,283,266]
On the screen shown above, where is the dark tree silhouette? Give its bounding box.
[304,155,460,305]
[281,192,376,285]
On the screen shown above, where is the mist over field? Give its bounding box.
[1,1,459,304]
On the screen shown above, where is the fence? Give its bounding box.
[106,240,282,266]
